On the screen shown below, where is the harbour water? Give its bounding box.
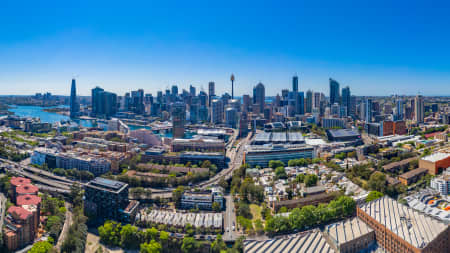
[8,105,95,127]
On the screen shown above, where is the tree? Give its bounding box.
[269,160,285,169]
[254,219,264,235]
[368,172,387,193]
[275,167,287,179]
[236,202,252,219]
[212,202,222,212]
[218,177,229,190]
[98,221,121,247]
[296,174,305,183]
[140,240,162,253]
[366,191,384,202]
[159,231,169,249]
[181,237,197,253]
[211,234,227,253]
[172,186,185,207]
[120,224,140,249]
[304,174,318,187]
[29,241,53,253]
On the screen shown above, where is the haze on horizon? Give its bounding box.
[1,0,450,97]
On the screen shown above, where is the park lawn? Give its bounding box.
[249,204,262,222]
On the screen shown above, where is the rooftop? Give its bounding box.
[244,230,334,253]
[325,217,373,246]
[15,184,39,195]
[10,177,31,187]
[327,129,360,138]
[8,206,32,220]
[87,177,128,192]
[398,167,428,180]
[16,195,41,206]
[421,152,450,162]
[359,196,448,249]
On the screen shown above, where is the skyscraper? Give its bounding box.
[414,95,424,123]
[92,86,105,116]
[172,102,185,138]
[253,82,265,113]
[189,85,196,97]
[171,85,178,96]
[208,82,215,107]
[306,90,313,113]
[231,74,235,99]
[296,92,305,115]
[211,99,224,124]
[341,86,351,117]
[69,78,80,118]
[91,87,117,118]
[395,99,404,121]
[292,75,299,92]
[365,98,373,123]
[329,78,340,105]
[131,89,145,114]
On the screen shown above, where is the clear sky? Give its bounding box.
[1,0,449,96]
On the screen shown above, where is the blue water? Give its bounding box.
[8,105,95,127]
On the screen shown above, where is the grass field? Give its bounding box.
[250,204,262,221]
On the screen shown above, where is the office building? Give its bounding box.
[171,102,186,138]
[69,78,80,118]
[253,82,265,113]
[239,111,249,137]
[329,78,340,105]
[292,75,299,92]
[131,89,145,114]
[415,95,424,123]
[180,187,224,210]
[357,197,449,253]
[189,84,196,97]
[296,91,305,115]
[84,177,131,222]
[244,144,314,167]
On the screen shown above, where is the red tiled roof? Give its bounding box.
[15,184,39,195]
[16,195,41,206]
[10,177,31,187]
[8,206,32,220]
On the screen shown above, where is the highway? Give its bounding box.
[223,195,238,241]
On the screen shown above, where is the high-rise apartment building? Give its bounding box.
[341,86,351,117]
[70,78,80,118]
[172,102,186,138]
[395,99,404,121]
[211,99,224,124]
[365,98,373,123]
[306,90,313,113]
[414,95,424,123]
[329,78,340,105]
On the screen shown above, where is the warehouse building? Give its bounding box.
[324,217,375,253]
[244,229,334,253]
[244,144,314,168]
[357,196,449,253]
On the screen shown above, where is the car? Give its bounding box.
[226,228,229,232]
[232,226,235,231]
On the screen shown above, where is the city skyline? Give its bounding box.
[1,1,450,96]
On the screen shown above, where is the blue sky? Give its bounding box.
[1,0,449,96]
